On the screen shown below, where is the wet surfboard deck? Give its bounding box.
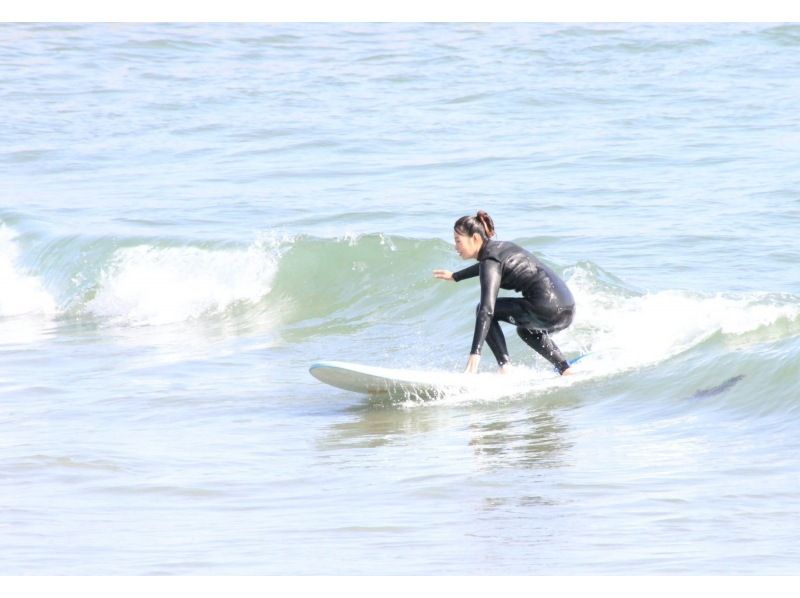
[309,355,589,399]
[309,361,472,398]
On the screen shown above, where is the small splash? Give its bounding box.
[342,231,359,246]
[392,365,578,409]
[379,233,397,251]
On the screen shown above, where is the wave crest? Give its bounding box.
[85,242,278,326]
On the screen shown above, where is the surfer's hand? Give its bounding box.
[432,269,454,281]
[464,354,480,374]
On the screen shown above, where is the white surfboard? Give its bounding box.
[309,354,590,399]
[309,360,476,399]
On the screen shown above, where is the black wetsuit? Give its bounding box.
[452,239,575,373]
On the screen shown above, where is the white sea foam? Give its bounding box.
[0,225,57,318]
[565,265,800,375]
[86,241,279,326]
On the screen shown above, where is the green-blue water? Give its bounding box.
[2,23,800,574]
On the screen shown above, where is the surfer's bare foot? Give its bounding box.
[561,367,574,376]
[498,365,512,375]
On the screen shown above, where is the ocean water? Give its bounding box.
[2,22,800,575]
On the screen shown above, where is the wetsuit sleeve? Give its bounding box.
[452,263,480,282]
[470,259,502,356]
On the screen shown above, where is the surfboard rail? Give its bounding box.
[309,360,469,398]
[309,356,589,399]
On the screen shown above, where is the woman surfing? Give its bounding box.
[433,211,576,375]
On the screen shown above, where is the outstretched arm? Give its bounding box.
[452,263,480,282]
[432,269,454,281]
[433,263,481,283]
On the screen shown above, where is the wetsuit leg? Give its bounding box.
[517,328,570,373]
[488,298,574,373]
[481,297,546,367]
[480,298,574,372]
[516,306,574,373]
[486,320,511,366]
[476,303,511,365]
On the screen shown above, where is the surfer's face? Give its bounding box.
[454,232,483,260]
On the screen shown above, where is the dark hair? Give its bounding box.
[454,210,495,241]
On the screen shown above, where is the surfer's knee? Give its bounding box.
[552,306,575,332]
[476,302,494,320]
[517,327,543,342]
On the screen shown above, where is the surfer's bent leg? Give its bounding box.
[517,328,570,374]
[477,303,511,366]
[515,306,574,374]
[486,297,555,367]
[486,320,510,366]
[485,299,575,372]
